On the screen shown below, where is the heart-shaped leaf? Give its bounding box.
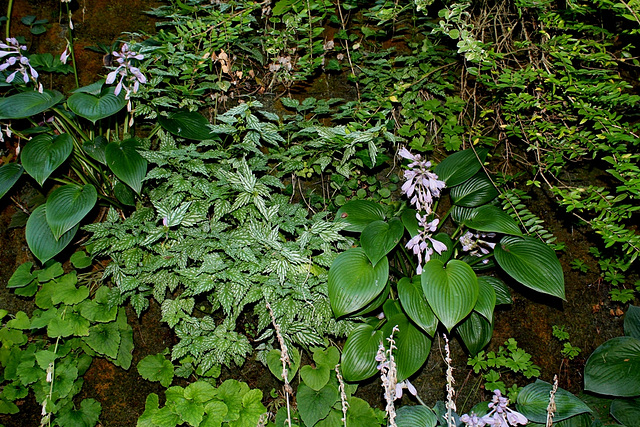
[21,133,73,186]
[313,346,340,370]
[297,383,339,426]
[82,136,108,164]
[461,205,522,236]
[300,364,330,391]
[397,276,438,336]
[475,278,496,324]
[451,170,498,207]
[158,111,218,141]
[610,398,640,426]
[105,138,147,194]
[0,163,23,198]
[456,312,493,355]
[422,259,478,332]
[26,205,79,264]
[335,200,386,232]
[341,324,384,382]
[584,336,640,397]
[329,248,388,317]
[517,380,592,423]
[434,148,488,187]
[382,313,432,381]
[0,90,63,119]
[46,184,97,239]
[361,218,404,266]
[396,405,437,427]
[494,236,565,300]
[67,86,127,123]
[266,347,301,382]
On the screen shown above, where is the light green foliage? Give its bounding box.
[552,325,581,360]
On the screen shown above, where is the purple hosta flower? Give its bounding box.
[406,215,447,274]
[105,43,147,108]
[394,379,417,400]
[398,146,446,214]
[477,390,527,427]
[0,38,40,89]
[459,231,496,263]
[460,412,484,427]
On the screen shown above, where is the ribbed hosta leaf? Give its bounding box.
[361,218,403,266]
[610,398,640,426]
[434,148,488,187]
[26,205,79,264]
[494,236,565,300]
[396,406,437,427]
[451,171,498,207]
[68,86,127,123]
[457,312,493,355]
[341,324,384,382]
[421,259,478,332]
[335,200,386,232]
[462,205,522,236]
[83,136,108,165]
[475,279,496,324]
[382,313,431,381]
[624,305,640,339]
[517,380,592,423]
[21,133,73,186]
[105,138,147,194]
[397,277,438,336]
[0,90,63,119]
[479,276,512,305]
[584,336,640,397]
[158,111,218,141]
[329,248,388,317]
[0,163,23,198]
[46,184,97,239]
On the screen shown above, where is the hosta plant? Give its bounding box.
[329,147,565,382]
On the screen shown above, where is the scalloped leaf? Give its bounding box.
[434,148,488,187]
[461,205,522,236]
[105,138,147,194]
[341,324,384,382]
[0,163,23,198]
[451,170,498,207]
[494,236,565,300]
[46,184,97,239]
[457,312,493,355]
[67,86,127,123]
[21,133,73,186]
[584,336,640,397]
[329,248,388,317]
[397,277,438,336]
[0,90,63,119]
[361,218,403,266]
[517,380,592,423]
[335,200,386,232]
[382,313,432,381]
[158,111,218,141]
[25,205,79,264]
[422,259,478,332]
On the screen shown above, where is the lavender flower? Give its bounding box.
[0,38,40,89]
[406,215,447,274]
[398,147,446,214]
[460,389,527,427]
[105,43,147,102]
[459,231,496,263]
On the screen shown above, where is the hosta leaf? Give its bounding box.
[341,324,384,382]
[479,276,512,305]
[584,336,640,397]
[624,305,640,339]
[456,312,493,355]
[461,205,522,236]
[361,218,404,266]
[46,184,97,239]
[158,111,218,141]
[25,205,79,264]
[105,138,147,193]
[434,148,488,187]
[451,170,498,207]
[329,248,388,317]
[401,208,419,237]
[21,133,73,186]
[397,276,438,336]
[83,135,108,164]
[494,236,565,300]
[517,380,592,423]
[67,86,127,123]
[0,90,63,119]
[610,398,640,426]
[382,313,432,381]
[335,200,386,232]
[422,259,478,332]
[0,163,23,199]
[396,405,437,427]
[475,279,496,324]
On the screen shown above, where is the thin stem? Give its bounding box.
[5,0,13,40]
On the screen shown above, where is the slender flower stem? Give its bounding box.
[5,0,13,40]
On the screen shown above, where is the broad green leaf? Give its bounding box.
[396,405,437,427]
[50,272,89,305]
[7,262,35,288]
[346,397,380,426]
[46,184,97,239]
[114,180,136,206]
[70,250,92,269]
[105,138,147,194]
[422,259,478,332]
[48,316,75,338]
[25,205,79,264]
[237,388,265,427]
[21,133,73,186]
[329,248,388,317]
[78,287,118,322]
[624,305,640,339]
[297,383,338,426]
[361,218,404,266]
[312,346,340,370]
[479,276,512,305]
[137,393,160,427]
[456,312,493,355]
[114,308,133,369]
[494,236,565,300]
[216,379,250,422]
[0,163,23,198]
[382,313,432,381]
[451,170,498,207]
[401,208,419,237]
[83,322,121,359]
[158,111,218,141]
[266,346,300,382]
[175,397,205,426]
[461,205,522,236]
[517,380,592,423]
[475,279,496,324]
[397,276,438,336]
[335,200,386,232]
[351,282,389,317]
[0,90,63,119]
[434,148,488,187]
[584,336,640,397]
[184,381,216,404]
[7,311,31,329]
[341,324,384,382]
[67,86,127,123]
[202,401,227,426]
[151,406,181,426]
[610,398,640,426]
[300,364,330,391]
[83,135,108,164]
[56,399,102,427]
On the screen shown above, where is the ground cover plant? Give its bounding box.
[0,0,639,426]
